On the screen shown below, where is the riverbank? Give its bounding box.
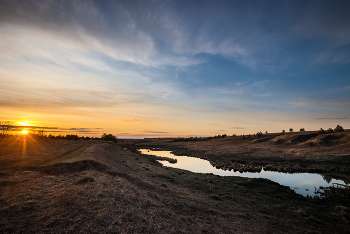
[1,136,349,233]
[124,131,350,173]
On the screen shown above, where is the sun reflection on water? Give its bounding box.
[140,149,348,197]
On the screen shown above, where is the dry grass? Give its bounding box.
[0,136,349,233]
[130,131,350,173]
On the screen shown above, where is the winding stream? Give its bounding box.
[140,149,349,196]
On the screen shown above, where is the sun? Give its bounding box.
[22,130,28,135]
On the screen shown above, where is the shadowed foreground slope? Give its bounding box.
[0,136,349,233]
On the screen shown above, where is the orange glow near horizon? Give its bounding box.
[22,130,28,135]
[18,121,33,126]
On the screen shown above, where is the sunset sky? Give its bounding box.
[1,0,349,138]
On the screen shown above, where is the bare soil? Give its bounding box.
[0,134,349,233]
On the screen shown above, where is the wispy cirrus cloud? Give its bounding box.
[231,127,246,129]
[141,130,168,134]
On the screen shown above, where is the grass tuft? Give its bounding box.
[75,177,94,184]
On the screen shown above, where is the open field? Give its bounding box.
[1,135,350,233]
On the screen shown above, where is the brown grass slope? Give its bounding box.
[0,136,349,233]
[129,131,350,173]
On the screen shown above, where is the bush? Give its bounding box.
[334,125,344,132]
[101,133,118,143]
[256,131,263,138]
[66,134,79,140]
[281,130,285,135]
[318,128,326,135]
[300,128,305,132]
[289,128,293,132]
[327,128,334,133]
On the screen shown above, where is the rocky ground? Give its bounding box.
[0,135,349,233]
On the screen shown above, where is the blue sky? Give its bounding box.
[0,0,349,137]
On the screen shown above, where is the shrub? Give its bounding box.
[66,134,79,140]
[318,128,326,135]
[265,131,268,134]
[281,130,285,135]
[327,128,334,133]
[242,135,246,139]
[334,125,344,132]
[101,133,118,143]
[300,128,305,132]
[289,128,293,132]
[256,131,263,138]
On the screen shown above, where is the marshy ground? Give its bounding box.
[128,131,350,174]
[0,134,349,233]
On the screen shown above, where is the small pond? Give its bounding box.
[140,149,349,197]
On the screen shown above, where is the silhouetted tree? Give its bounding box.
[66,134,79,140]
[101,133,117,143]
[300,128,305,132]
[334,125,344,132]
[289,128,293,132]
[256,131,263,138]
[0,121,12,135]
[30,127,47,137]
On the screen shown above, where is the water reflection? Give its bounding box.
[140,149,348,197]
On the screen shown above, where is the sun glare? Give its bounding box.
[18,122,32,126]
[22,130,28,135]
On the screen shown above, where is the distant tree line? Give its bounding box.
[0,120,346,141]
[0,121,12,135]
[172,134,236,142]
[171,124,346,141]
[0,121,118,142]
